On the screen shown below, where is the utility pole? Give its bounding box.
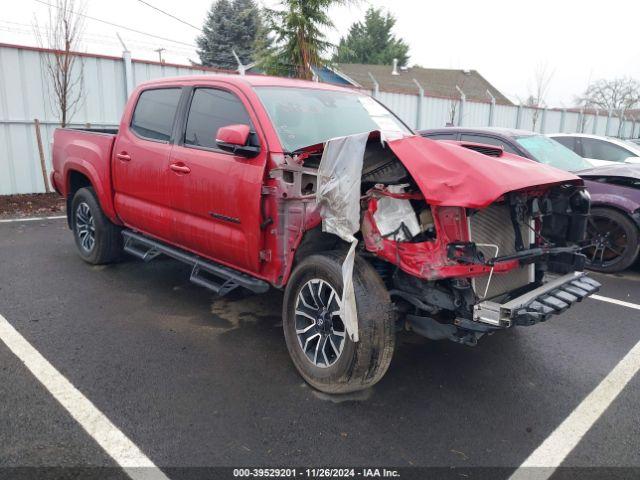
[455,85,466,127]
[117,33,134,100]
[486,89,496,127]
[154,48,166,63]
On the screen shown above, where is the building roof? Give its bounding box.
[335,63,513,105]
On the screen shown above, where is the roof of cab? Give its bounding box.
[136,73,360,93]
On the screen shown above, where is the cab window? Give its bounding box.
[184,88,253,150]
[130,88,182,142]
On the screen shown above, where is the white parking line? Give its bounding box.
[0,313,170,480]
[509,330,640,479]
[0,215,66,223]
[590,294,640,311]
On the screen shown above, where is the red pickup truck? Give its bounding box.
[52,75,600,393]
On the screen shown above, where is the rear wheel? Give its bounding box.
[283,252,395,394]
[71,187,122,265]
[583,207,639,273]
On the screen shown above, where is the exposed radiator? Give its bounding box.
[469,203,534,299]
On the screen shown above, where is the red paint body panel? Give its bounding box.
[52,74,583,289]
[51,129,120,223]
[387,136,582,208]
[112,123,175,239]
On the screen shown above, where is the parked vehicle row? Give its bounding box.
[51,74,600,393]
[550,134,640,167]
[420,128,640,273]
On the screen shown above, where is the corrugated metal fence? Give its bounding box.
[0,43,222,195]
[1,43,638,195]
[376,91,638,139]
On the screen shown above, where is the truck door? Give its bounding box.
[112,87,182,244]
[167,86,267,274]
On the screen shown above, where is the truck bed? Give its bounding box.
[64,127,119,135]
[51,127,119,221]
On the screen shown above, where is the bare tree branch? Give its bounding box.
[577,77,640,114]
[447,77,466,125]
[523,63,554,130]
[33,0,86,127]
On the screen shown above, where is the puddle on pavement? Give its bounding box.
[205,292,283,331]
[311,388,374,403]
[309,385,374,403]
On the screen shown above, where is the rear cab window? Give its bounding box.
[130,88,182,142]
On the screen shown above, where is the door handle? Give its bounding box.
[170,163,191,174]
[116,152,131,162]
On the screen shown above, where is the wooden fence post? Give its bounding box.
[34,119,51,193]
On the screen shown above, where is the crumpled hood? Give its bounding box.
[387,135,581,208]
[577,163,640,181]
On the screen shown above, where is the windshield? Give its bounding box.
[515,135,592,172]
[254,86,412,152]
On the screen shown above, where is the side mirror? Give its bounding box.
[624,156,640,164]
[215,124,260,157]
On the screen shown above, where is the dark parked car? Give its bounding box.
[420,127,640,273]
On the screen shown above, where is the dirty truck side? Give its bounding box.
[51,75,600,394]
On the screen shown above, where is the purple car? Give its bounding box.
[420,128,640,273]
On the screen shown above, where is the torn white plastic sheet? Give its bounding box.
[372,185,421,241]
[316,132,369,342]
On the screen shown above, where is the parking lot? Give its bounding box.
[1,216,639,479]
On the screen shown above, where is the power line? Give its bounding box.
[137,0,202,32]
[32,0,197,48]
[0,19,194,53]
[0,24,195,58]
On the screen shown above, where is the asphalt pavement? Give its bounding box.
[0,217,639,479]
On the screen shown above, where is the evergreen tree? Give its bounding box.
[334,7,409,66]
[197,0,263,69]
[256,0,349,80]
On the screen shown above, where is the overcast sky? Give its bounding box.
[1,0,638,106]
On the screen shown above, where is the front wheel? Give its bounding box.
[282,252,395,394]
[71,187,122,265]
[583,208,639,273]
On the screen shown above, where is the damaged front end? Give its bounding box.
[265,133,600,346]
[360,176,600,346]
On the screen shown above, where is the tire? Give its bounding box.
[282,251,395,394]
[584,207,639,273]
[70,187,122,265]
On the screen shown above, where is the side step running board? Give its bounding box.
[122,230,269,296]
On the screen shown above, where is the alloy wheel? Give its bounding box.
[75,202,96,253]
[294,279,346,368]
[583,214,628,269]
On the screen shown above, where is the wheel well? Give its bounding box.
[591,204,636,225]
[66,171,92,228]
[293,227,349,268]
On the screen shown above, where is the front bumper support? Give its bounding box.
[473,272,601,327]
